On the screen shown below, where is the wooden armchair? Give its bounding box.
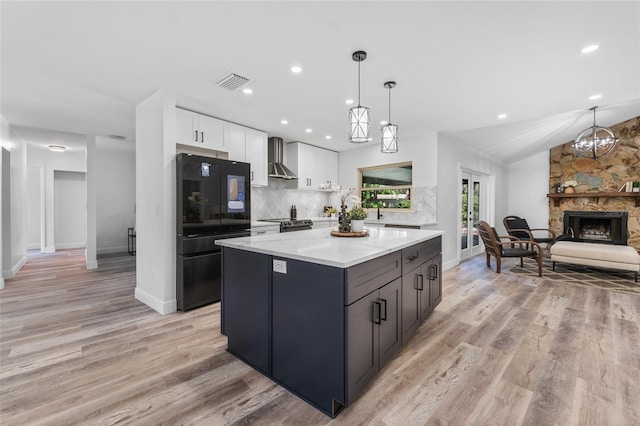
[503,215,557,248]
[475,221,543,276]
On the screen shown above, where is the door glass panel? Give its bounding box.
[472,180,480,247]
[461,178,469,250]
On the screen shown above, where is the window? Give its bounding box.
[358,162,412,210]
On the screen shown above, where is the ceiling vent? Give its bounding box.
[216,73,250,91]
[109,134,126,140]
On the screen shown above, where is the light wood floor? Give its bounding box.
[1,249,639,425]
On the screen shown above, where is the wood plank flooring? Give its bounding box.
[1,249,639,425]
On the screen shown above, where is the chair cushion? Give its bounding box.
[503,247,537,257]
[551,241,640,264]
[506,217,531,239]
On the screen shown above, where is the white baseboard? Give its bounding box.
[55,242,86,250]
[86,260,98,270]
[135,287,177,315]
[3,254,28,279]
[0,278,4,289]
[443,257,460,271]
[27,243,41,250]
[97,245,128,255]
[44,246,55,254]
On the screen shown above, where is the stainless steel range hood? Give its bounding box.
[268,137,298,180]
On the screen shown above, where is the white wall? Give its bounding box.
[135,89,177,314]
[96,138,136,254]
[26,166,43,250]
[437,133,509,269]
[2,123,28,280]
[0,117,5,288]
[508,151,550,229]
[54,171,87,249]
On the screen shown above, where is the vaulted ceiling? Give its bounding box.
[2,1,639,162]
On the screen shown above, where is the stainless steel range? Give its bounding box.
[259,218,313,232]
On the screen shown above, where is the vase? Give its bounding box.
[565,186,575,193]
[351,220,365,232]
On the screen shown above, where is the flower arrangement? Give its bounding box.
[348,206,368,220]
[563,179,578,187]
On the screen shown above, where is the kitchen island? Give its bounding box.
[216,227,443,417]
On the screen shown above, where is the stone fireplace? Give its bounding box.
[563,211,628,245]
[549,115,640,252]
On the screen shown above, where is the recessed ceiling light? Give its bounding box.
[281,119,288,125]
[380,120,388,125]
[367,137,373,142]
[589,94,602,100]
[497,114,507,119]
[305,128,312,133]
[345,99,354,105]
[325,135,332,140]
[581,44,599,54]
[48,145,67,152]
[242,88,253,94]
[291,66,302,73]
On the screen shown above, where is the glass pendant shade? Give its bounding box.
[348,51,370,144]
[574,106,618,159]
[349,105,370,143]
[381,123,398,153]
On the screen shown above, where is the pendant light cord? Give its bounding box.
[357,60,361,106]
[388,86,392,123]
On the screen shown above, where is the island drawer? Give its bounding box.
[401,236,441,269]
[345,251,401,305]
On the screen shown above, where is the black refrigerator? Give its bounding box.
[176,154,251,311]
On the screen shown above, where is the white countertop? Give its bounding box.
[216,227,443,268]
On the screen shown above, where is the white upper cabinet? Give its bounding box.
[288,142,339,190]
[246,129,268,187]
[176,108,227,152]
[228,123,268,187]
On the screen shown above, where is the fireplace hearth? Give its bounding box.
[563,211,628,245]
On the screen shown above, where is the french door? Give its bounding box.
[460,171,484,260]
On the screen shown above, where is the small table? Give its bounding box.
[127,228,136,256]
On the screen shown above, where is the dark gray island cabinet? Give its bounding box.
[217,228,442,417]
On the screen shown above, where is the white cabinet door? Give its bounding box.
[176,108,227,151]
[227,124,247,162]
[288,142,339,190]
[246,129,268,187]
[198,114,227,151]
[176,108,199,145]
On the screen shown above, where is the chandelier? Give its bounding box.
[574,106,618,159]
[381,81,398,153]
[348,51,370,143]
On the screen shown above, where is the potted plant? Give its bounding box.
[633,181,640,192]
[348,206,368,232]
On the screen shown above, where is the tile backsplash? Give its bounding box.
[252,179,437,224]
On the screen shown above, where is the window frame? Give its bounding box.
[358,161,413,212]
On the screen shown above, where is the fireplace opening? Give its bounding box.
[563,211,628,245]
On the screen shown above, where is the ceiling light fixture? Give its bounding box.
[325,135,332,140]
[242,88,253,94]
[305,128,312,133]
[381,81,398,153]
[581,44,599,54]
[589,94,602,100]
[291,66,302,73]
[48,145,67,152]
[345,99,354,105]
[348,50,370,144]
[497,113,507,119]
[281,119,288,124]
[574,106,618,159]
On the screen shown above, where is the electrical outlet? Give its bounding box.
[273,259,287,274]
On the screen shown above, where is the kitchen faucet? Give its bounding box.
[377,206,383,220]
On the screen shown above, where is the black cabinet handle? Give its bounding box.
[372,301,382,324]
[201,131,204,143]
[194,130,198,142]
[417,274,424,291]
[379,298,387,321]
[407,255,418,262]
[429,264,438,280]
[251,171,254,181]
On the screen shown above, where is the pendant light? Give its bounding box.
[348,51,370,143]
[574,106,618,159]
[381,81,398,153]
